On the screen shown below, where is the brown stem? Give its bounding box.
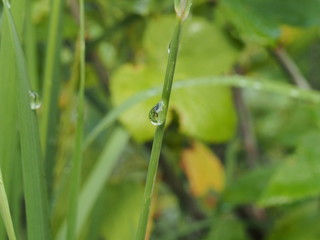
[233,88,259,167]
[269,46,310,90]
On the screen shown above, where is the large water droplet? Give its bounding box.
[29,90,41,110]
[149,101,165,126]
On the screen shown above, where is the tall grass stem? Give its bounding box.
[66,0,86,239]
[135,16,184,240]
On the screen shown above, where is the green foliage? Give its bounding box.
[220,0,320,45]
[267,201,320,240]
[101,182,144,240]
[1,0,320,239]
[111,15,239,142]
[259,132,320,206]
[205,215,249,240]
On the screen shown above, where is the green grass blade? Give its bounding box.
[40,0,64,149]
[56,126,129,240]
[25,1,39,91]
[66,0,86,238]
[40,0,64,196]
[135,14,184,240]
[1,1,52,239]
[0,169,16,240]
[0,0,26,236]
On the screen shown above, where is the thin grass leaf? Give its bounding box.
[1,1,52,239]
[0,0,27,237]
[25,1,39,91]
[0,169,16,240]
[40,0,64,149]
[66,0,86,238]
[40,0,64,195]
[56,126,129,240]
[136,4,186,238]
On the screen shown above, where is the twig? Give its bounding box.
[232,88,259,167]
[269,46,311,90]
[233,65,259,167]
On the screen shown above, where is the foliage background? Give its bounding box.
[1,0,320,239]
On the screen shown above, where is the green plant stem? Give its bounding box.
[66,0,86,239]
[0,169,16,240]
[135,20,183,240]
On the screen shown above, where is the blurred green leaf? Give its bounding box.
[259,132,320,206]
[223,165,275,205]
[219,0,320,45]
[267,201,320,240]
[111,15,239,142]
[101,182,144,240]
[205,215,249,240]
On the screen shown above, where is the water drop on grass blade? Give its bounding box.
[149,101,165,126]
[29,90,42,110]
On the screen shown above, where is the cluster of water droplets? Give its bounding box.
[29,90,41,110]
[149,101,165,126]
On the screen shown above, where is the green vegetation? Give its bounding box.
[1,0,320,239]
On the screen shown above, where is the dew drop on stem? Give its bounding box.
[29,90,42,110]
[149,101,165,126]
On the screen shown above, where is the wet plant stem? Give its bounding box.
[135,20,183,240]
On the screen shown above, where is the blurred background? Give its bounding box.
[3,0,320,239]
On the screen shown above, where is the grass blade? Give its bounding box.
[66,0,86,238]
[40,0,64,195]
[135,0,191,237]
[1,1,52,239]
[0,169,16,240]
[56,126,129,240]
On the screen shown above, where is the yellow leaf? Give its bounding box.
[181,141,225,197]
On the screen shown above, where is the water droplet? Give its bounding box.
[168,41,172,54]
[29,90,41,110]
[149,101,165,126]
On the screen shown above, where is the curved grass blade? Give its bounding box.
[55,127,129,240]
[85,76,320,149]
